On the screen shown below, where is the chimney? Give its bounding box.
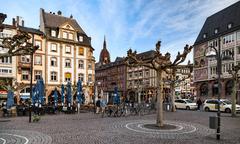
[16,16,19,26]
[53,12,55,15]
[50,12,52,14]
[70,14,73,18]
[57,10,62,15]
[22,20,24,27]
[12,18,16,26]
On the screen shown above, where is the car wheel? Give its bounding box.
[186,106,190,110]
[205,107,210,112]
[225,108,231,113]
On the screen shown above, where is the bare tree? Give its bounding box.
[125,41,192,127]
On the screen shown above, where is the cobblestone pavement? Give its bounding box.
[0,110,240,144]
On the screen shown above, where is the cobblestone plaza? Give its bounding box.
[0,111,239,144]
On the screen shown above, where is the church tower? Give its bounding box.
[99,36,110,65]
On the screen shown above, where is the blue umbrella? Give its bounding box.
[54,88,58,107]
[67,82,72,106]
[6,89,14,109]
[38,77,45,105]
[61,84,65,105]
[77,79,83,104]
[114,86,120,105]
[32,85,36,105]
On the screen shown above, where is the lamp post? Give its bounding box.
[205,38,221,140]
[205,38,233,140]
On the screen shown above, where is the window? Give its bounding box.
[78,60,84,69]
[79,36,83,42]
[65,59,71,68]
[51,57,57,67]
[129,72,132,78]
[35,40,42,50]
[88,74,92,82]
[145,70,149,77]
[34,55,42,65]
[51,43,57,52]
[238,46,240,54]
[88,62,92,70]
[78,47,84,55]
[51,30,56,37]
[35,71,42,80]
[65,46,71,54]
[65,72,71,82]
[78,73,84,82]
[203,33,207,39]
[0,68,12,74]
[237,31,240,41]
[51,71,57,81]
[22,70,29,80]
[69,33,73,40]
[228,23,232,29]
[21,56,30,63]
[63,32,67,39]
[0,57,11,64]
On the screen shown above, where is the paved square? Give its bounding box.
[0,110,240,144]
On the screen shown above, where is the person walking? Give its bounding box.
[197,98,202,111]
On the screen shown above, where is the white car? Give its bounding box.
[174,99,197,110]
[203,99,240,113]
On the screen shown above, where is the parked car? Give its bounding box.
[203,99,240,113]
[174,99,197,110]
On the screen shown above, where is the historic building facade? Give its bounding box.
[126,50,158,103]
[175,65,194,98]
[95,37,127,103]
[0,24,17,104]
[193,1,240,103]
[39,9,95,104]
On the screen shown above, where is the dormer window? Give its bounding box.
[203,33,207,39]
[228,23,233,29]
[214,28,218,34]
[51,30,56,37]
[79,36,83,42]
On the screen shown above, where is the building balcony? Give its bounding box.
[18,62,31,68]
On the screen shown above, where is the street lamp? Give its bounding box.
[205,38,233,140]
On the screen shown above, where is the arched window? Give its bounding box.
[50,57,57,67]
[65,59,71,68]
[212,82,219,96]
[225,80,233,96]
[200,83,208,96]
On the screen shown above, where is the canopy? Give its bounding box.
[77,79,83,104]
[61,84,64,104]
[67,82,72,105]
[6,89,14,109]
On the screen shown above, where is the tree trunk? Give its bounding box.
[156,70,164,127]
[232,77,237,117]
[171,82,176,112]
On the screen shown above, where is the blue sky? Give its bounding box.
[0,0,239,63]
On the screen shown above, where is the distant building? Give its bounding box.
[95,37,127,103]
[193,1,240,103]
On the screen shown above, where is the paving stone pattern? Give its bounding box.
[0,110,240,144]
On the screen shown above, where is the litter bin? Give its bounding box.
[209,116,218,129]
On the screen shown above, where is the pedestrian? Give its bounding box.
[96,96,101,114]
[197,98,202,111]
[2,101,8,117]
